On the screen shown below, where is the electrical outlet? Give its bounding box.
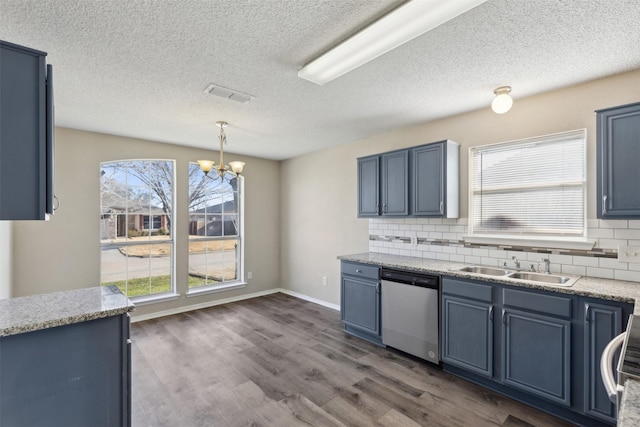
[618,246,640,263]
[410,235,418,246]
[322,276,328,286]
[247,271,253,280]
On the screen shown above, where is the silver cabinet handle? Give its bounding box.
[439,201,444,215]
[355,269,362,273]
[376,282,381,295]
[603,195,608,215]
[584,303,590,323]
[489,305,494,322]
[502,309,507,325]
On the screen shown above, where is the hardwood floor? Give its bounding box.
[131,293,574,427]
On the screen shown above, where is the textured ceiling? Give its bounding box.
[1,0,639,160]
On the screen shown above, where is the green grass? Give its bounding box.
[102,274,216,298]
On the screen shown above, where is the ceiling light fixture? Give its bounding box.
[297,0,487,86]
[491,86,513,114]
[197,121,245,179]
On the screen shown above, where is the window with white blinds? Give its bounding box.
[469,129,586,240]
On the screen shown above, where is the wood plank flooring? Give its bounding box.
[131,293,575,426]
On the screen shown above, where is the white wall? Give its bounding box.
[0,221,12,299]
[280,68,640,304]
[11,128,281,318]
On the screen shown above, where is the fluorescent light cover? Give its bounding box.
[298,0,487,85]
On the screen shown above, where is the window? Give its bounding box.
[100,160,174,299]
[188,164,243,290]
[142,215,162,230]
[469,129,586,241]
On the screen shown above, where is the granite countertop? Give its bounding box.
[619,379,640,427]
[338,252,640,312]
[0,285,135,337]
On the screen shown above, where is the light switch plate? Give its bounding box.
[618,246,640,263]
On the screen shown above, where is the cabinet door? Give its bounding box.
[583,301,623,423]
[502,309,571,406]
[597,102,640,217]
[442,295,493,377]
[381,150,408,216]
[357,156,379,217]
[0,315,129,426]
[412,143,444,216]
[0,41,52,220]
[341,276,380,336]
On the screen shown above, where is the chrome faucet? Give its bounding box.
[543,258,551,274]
[512,256,520,270]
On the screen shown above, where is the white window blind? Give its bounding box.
[469,129,586,240]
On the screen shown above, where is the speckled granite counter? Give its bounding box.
[338,252,640,310]
[618,379,640,427]
[0,285,134,337]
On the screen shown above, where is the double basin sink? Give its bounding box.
[453,265,580,287]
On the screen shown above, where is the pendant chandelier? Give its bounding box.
[197,121,246,179]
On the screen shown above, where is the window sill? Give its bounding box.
[130,292,180,306]
[463,235,596,250]
[186,282,247,298]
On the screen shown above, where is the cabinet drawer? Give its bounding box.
[341,262,379,280]
[503,288,572,318]
[443,277,493,302]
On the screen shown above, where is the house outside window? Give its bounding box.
[100,160,174,300]
[188,163,243,291]
[468,129,587,242]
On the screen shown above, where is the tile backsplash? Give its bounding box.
[369,218,640,283]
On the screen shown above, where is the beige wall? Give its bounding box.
[12,128,281,318]
[0,221,11,299]
[280,68,640,305]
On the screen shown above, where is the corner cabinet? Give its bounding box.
[356,140,459,218]
[0,40,54,220]
[596,102,640,218]
[340,261,383,345]
[411,140,459,217]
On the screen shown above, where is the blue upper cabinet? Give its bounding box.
[357,155,380,217]
[597,102,640,218]
[380,150,409,216]
[0,40,54,220]
[411,140,459,218]
[357,140,459,218]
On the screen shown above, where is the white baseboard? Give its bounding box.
[131,288,339,323]
[278,288,340,311]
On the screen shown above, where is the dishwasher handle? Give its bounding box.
[600,331,626,404]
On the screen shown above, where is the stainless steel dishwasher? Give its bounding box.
[381,268,440,364]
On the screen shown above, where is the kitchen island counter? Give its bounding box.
[0,285,134,337]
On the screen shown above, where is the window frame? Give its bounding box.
[467,129,589,246]
[186,163,245,296]
[99,159,176,303]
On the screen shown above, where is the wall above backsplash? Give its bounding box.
[369,218,640,283]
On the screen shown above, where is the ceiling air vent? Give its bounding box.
[203,83,254,103]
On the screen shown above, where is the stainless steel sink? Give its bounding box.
[507,271,579,287]
[455,265,511,276]
[453,264,580,287]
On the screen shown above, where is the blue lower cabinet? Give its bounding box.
[583,299,632,423]
[502,308,571,406]
[442,276,631,426]
[340,261,382,345]
[442,294,493,377]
